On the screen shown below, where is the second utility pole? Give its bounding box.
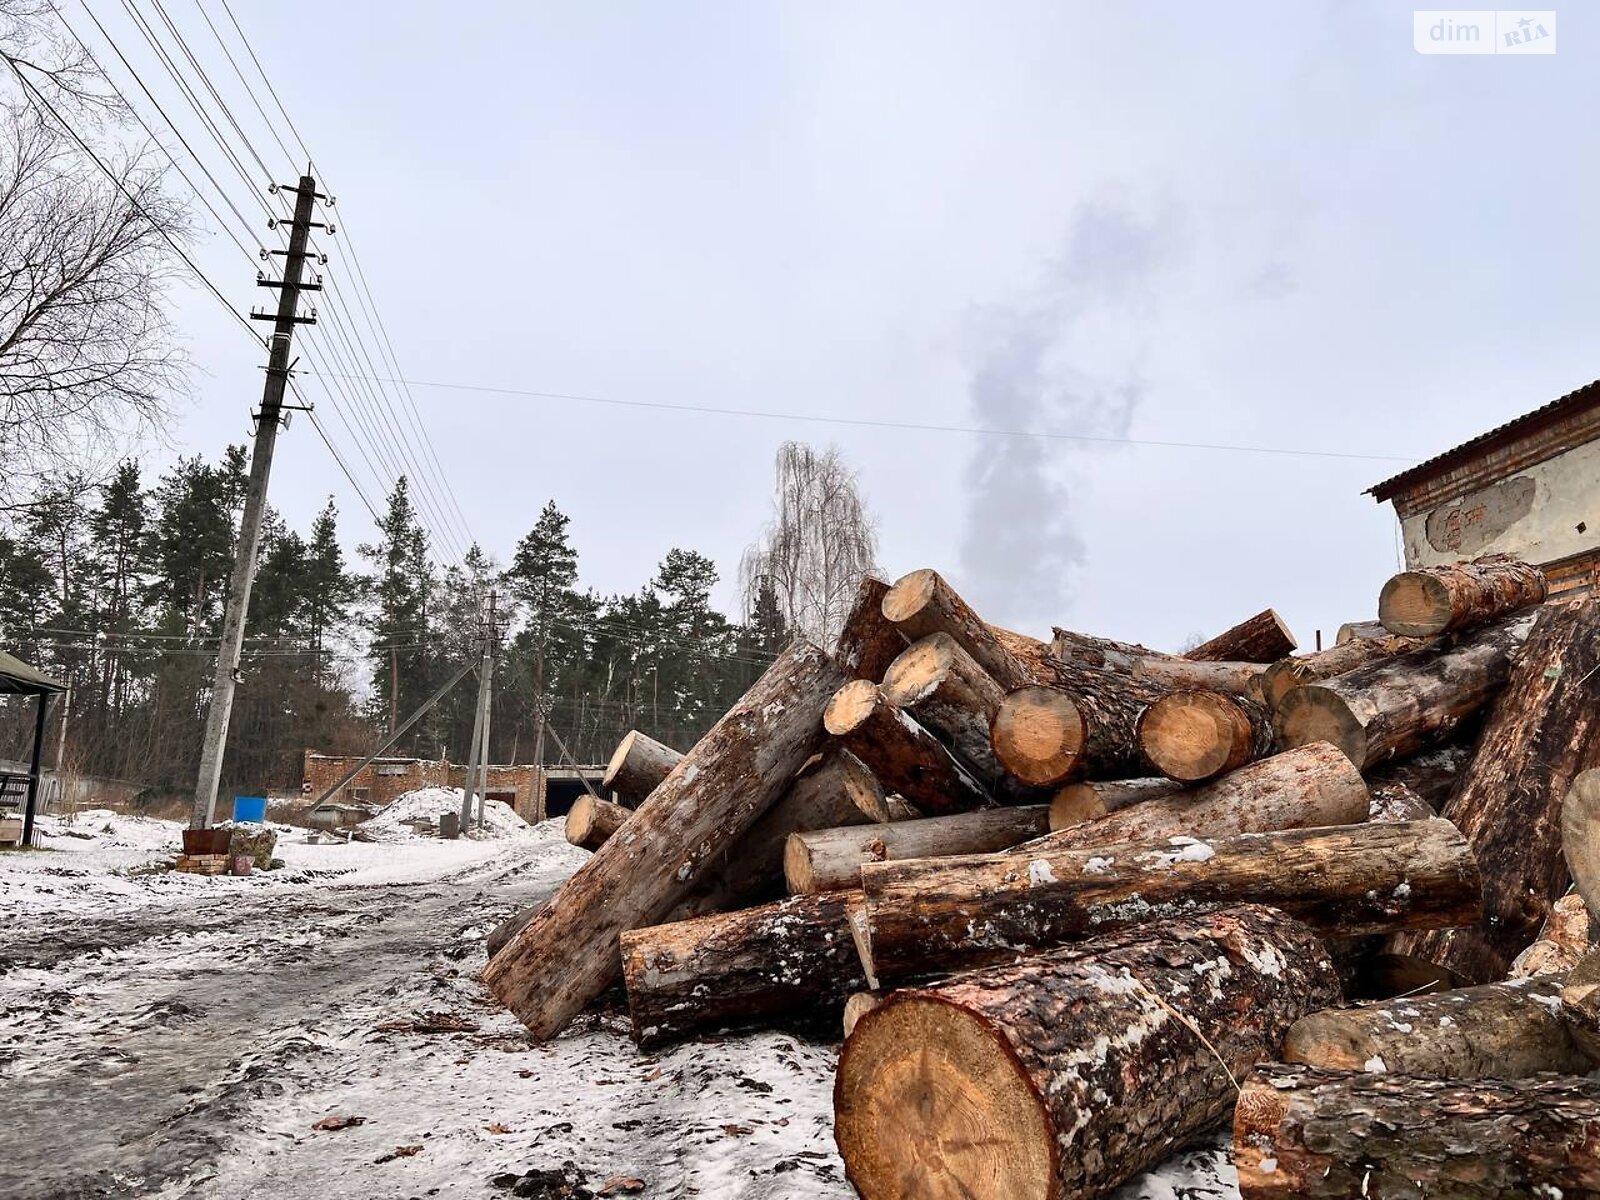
[458,589,496,833]
[190,173,323,830]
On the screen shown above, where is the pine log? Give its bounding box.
[857,818,1478,984]
[1131,656,1268,698]
[1136,690,1274,784]
[784,805,1051,894]
[1364,742,1470,809]
[1187,607,1297,663]
[836,905,1340,1200]
[1235,1064,1600,1200]
[678,746,880,913]
[1379,552,1548,638]
[1506,890,1595,978]
[1336,619,1387,643]
[619,890,864,1046]
[1282,974,1587,1079]
[1038,742,1369,853]
[880,568,1033,690]
[842,991,883,1038]
[1049,626,1171,671]
[1562,769,1600,917]
[1560,948,1600,1064]
[822,678,990,814]
[564,794,631,851]
[834,574,905,682]
[1275,612,1534,769]
[989,668,1172,788]
[1387,601,1600,983]
[1048,776,1182,831]
[601,730,682,806]
[482,641,845,1040]
[881,633,1009,781]
[1258,631,1432,709]
[1367,780,1435,823]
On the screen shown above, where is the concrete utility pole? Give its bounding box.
[458,589,496,833]
[191,173,325,829]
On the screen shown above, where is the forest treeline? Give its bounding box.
[0,447,792,799]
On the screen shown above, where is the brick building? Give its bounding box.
[1368,379,1600,602]
[302,750,607,823]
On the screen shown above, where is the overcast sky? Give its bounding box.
[82,0,1595,653]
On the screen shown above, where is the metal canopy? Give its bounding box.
[0,650,66,696]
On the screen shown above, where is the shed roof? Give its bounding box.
[1368,379,1600,502]
[0,651,66,696]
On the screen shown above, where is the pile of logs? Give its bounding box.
[482,552,1600,1199]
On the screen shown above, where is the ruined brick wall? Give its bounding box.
[301,751,448,807]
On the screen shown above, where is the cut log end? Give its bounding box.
[1378,571,1453,638]
[1139,691,1254,783]
[990,686,1086,788]
[880,633,958,707]
[824,678,882,737]
[1274,685,1365,767]
[602,731,642,789]
[879,567,938,626]
[836,996,1054,1200]
[1563,769,1600,919]
[563,795,614,851]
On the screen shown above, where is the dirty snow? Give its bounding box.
[357,785,530,843]
[0,810,1240,1198]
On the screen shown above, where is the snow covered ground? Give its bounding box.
[0,811,1236,1199]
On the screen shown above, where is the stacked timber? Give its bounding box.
[475,556,1600,1200]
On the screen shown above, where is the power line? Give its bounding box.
[217,0,310,163]
[300,368,1421,465]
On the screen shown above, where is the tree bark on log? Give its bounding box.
[1379,553,1548,638]
[1506,890,1595,979]
[836,905,1340,1200]
[881,633,1010,782]
[1038,743,1369,853]
[1130,656,1267,698]
[1364,743,1470,809]
[1367,780,1435,823]
[564,794,631,851]
[482,641,845,1040]
[1282,974,1587,1079]
[881,568,1033,690]
[1387,601,1600,984]
[619,890,865,1047]
[822,678,991,814]
[1563,769,1600,917]
[1275,612,1534,769]
[857,818,1477,984]
[1337,619,1387,644]
[990,668,1172,787]
[834,574,905,682]
[784,805,1051,894]
[1049,626,1172,671]
[1258,632,1432,710]
[1235,1064,1600,1200]
[1187,608,1297,663]
[601,730,683,806]
[1047,777,1182,831]
[1136,691,1274,784]
[1560,949,1600,1064]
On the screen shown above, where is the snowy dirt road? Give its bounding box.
[0,814,1236,1200]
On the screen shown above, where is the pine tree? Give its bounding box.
[302,498,355,660]
[506,501,584,767]
[361,476,433,743]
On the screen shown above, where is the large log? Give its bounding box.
[1560,949,1600,1064]
[1049,626,1171,671]
[880,568,1033,690]
[1367,780,1435,823]
[1364,742,1470,809]
[881,633,1008,782]
[1336,619,1387,644]
[1506,889,1595,979]
[1562,768,1600,916]
[1274,612,1534,769]
[601,730,682,806]
[857,818,1478,984]
[1131,656,1267,697]
[1282,974,1587,1079]
[1039,742,1369,852]
[1379,552,1548,637]
[822,679,990,814]
[1258,632,1432,709]
[1387,601,1600,983]
[989,668,1171,787]
[1048,776,1183,831]
[784,805,1051,895]
[564,794,631,851]
[618,890,864,1047]
[1187,607,1296,663]
[1136,690,1274,784]
[481,641,845,1040]
[1234,1064,1600,1200]
[834,574,904,682]
[836,905,1339,1200]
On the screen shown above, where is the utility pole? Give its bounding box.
[457,589,496,832]
[190,172,324,830]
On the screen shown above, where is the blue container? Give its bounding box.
[232,795,268,824]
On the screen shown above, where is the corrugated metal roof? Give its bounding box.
[1367,378,1600,502]
[0,650,66,695]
